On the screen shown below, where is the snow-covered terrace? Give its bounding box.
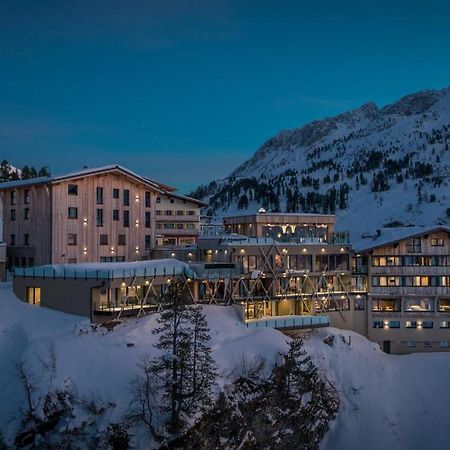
[13,259,197,280]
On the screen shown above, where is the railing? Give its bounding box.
[246,315,330,329]
[13,265,197,281]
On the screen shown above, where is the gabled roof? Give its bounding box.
[0,165,205,205]
[353,225,450,253]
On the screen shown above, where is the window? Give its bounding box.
[164,223,175,229]
[163,238,176,245]
[10,234,16,246]
[423,341,433,348]
[170,198,174,204]
[123,189,130,206]
[96,187,103,205]
[10,209,16,221]
[387,321,400,328]
[100,256,125,262]
[100,234,108,245]
[422,321,433,329]
[24,208,30,220]
[24,234,30,246]
[68,233,77,245]
[404,298,434,312]
[188,210,196,216]
[371,276,400,287]
[156,210,162,216]
[431,237,444,246]
[67,258,77,264]
[145,191,151,207]
[176,223,184,230]
[10,191,17,205]
[118,234,126,246]
[113,188,120,199]
[26,287,41,305]
[68,207,78,219]
[440,321,450,329]
[438,298,450,312]
[403,276,430,287]
[440,341,449,348]
[373,321,384,329]
[96,209,103,227]
[372,298,401,312]
[68,184,78,195]
[176,210,184,216]
[156,197,161,203]
[164,210,173,216]
[145,211,151,228]
[112,209,119,221]
[372,256,401,266]
[145,235,151,250]
[406,341,416,348]
[406,321,417,328]
[123,210,130,227]
[24,189,30,204]
[406,237,421,253]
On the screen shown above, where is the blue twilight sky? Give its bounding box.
[1,0,450,192]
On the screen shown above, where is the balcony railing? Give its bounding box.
[245,314,330,329]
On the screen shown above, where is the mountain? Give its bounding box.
[193,87,450,240]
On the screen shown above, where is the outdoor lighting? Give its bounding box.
[384,322,389,328]
[240,249,245,254]
[83,218,88,225]
[171,252,175,257]
[83,247,87,255]
[418,321,423,329]
[111,246,115,254]
[135,195,139,202]
[321,248,325,252]
[135,220,139,227]
[282,248,288,253]
[302,248,307,253]
[167,278,171,283]
[340,247,345,252]
[224,249,228,254]
[121,282,126,287]
[188,252,193,257]
[145,280,149,285]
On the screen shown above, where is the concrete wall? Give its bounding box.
[13,276,101,318]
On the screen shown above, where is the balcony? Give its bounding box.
[156,214,200,222]
[157,228,199,236]
[245,314,330,330]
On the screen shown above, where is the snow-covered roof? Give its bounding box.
[0,165,205,205]
[0,176,52,190]
[352,226,450,253]
[14,259,196,280]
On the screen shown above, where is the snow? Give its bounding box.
[14,258,197,279]
[1,281,450,449]
[205,86,450,240]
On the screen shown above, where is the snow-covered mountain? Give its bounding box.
[195,86,450,240]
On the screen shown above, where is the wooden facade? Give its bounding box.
[0,166,205,267]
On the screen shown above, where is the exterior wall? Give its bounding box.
[155,193,201,246]
[13,277,97,318]
[223,213,336,239]
[1,184,52,267]
[365,230,450,354]
[327,307,368,336]
[51,173,157,263]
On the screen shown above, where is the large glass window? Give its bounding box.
[372,276,401,287]
[405,320,417,328]
[352,276,367,292]
[24,189,30,204]
[123,210,130,228]
[68,207,78,219]
[422,321,433,329]
[404,298,434,312]
[431,238,444,246]
[96,209,103,227]
[68,184,78,195]
[123,189,130,206]
[373,321,384,329]
[26,287,41,305]
[67,233,77,245]
[96,187,103,205]
[438,299,450,312]
[406,237,421,253]
[372,298,401,312]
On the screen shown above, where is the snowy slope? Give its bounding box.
[1,283,450,449]
[197,87,450,240]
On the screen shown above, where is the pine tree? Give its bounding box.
[0,160,11,181]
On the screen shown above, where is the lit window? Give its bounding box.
[26,287,41,305]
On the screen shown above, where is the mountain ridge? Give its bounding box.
[193,86,450,239]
